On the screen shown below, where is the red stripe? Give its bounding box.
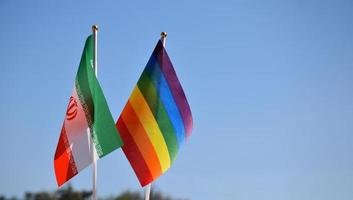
[54,125,78,186]
[121,101,163,177]
[116,117,154,186]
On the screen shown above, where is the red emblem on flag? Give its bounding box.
[66,96,78,120]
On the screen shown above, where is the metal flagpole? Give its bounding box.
[144,31,167,200]
[93,25,98,76]
[161,31,167,47]
[144,184,151,200]
[92,24,98,200]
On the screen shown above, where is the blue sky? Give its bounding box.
[1,0,353,199]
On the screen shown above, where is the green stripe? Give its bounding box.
[137,70,179,163]
[75,35,123,157]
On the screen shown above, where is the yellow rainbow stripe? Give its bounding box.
[129,86,171,172]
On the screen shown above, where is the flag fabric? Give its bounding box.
[54,35,123,186]
[116,40,193,186]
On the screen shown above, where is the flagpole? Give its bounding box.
[93,25,98,76]
[161,31,167,46]
[144,31,167,200]
[92,24,98,200]
[144,184,151,200]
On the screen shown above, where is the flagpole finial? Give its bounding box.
[161,32,167,38]
[92,25,99,31]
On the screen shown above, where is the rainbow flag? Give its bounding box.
[116,40,193,186]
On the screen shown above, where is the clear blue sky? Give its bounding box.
[1,0,353,199]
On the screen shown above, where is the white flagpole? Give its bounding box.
[144,184,151,200]
[92,24,98,200]
[144,31,168,200]
[161,31,167,47]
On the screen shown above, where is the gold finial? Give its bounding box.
[161,32,167,38]
[92,25,99,31]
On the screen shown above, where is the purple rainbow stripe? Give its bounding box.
[153,41,193,137]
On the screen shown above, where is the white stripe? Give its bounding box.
[64,87,94,171]
[89,128,99,162]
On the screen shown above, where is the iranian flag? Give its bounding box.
[54,35,123,186]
